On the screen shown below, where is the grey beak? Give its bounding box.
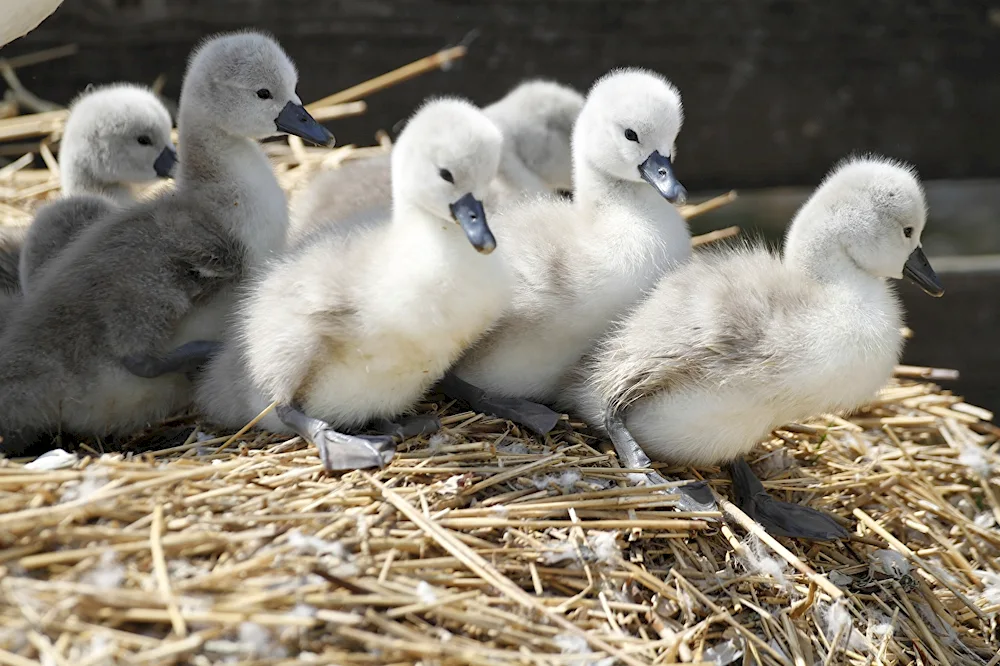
[449,192,496,254]
[153,145,177,178]
[638,150,687,204]
[275,101,334,147]
[902,246,944,297]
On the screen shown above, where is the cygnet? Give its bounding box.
[195,97,509,471]
[446,68,689,434]
[0,31,332,454]
[1,0,62,48]
[484,79,583,197]
[0,227,25,327]
[18,83,177,292]
[289,78,583,236]
[60,83,178,202]
[0,227,25,297]
[573,155,943,540]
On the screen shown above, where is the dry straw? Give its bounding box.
[0,45,997,666]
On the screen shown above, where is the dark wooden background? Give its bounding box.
[899,260,1000,420]
[3,0,1000,191]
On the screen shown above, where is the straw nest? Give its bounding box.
[0,46,998,666]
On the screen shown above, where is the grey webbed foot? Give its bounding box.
[605,409,656,472]
[728,456,849,541]
[605,410,718,511]
[122,340,223,378]
[675,480,717,513]
[276,403,395,471]
[372,414,441,441]
[437,372,561,435]
[635,471,717,513]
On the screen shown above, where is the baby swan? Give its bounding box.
[19,83,177,291]
[445,68,689,433]
[578,155,943,540]
[484,79,584,197]
[195,98,508,471]
[1,0,62,48]
[0,31,331,454]
[289,78,583,235]
[59,83,177,202]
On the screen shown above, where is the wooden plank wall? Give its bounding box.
[899,259,1000,416]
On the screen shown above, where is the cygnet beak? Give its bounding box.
[275,101,334,147]
[902,246,944,297]
[638,150,687,204]
[449,192,496,254]
[153,145,178,178]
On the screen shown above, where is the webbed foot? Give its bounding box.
[372,414,441,441]
[605,410,718,512]
[674,480,717,513]
[728,457,849,541]
[437,372,561,435]
[122,340,223,378]
[277,403,395,471]
[629,469,717,513]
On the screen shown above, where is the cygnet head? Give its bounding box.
[784,155,943,297]
[181,30,332,146]
[60,83,177,193]
[392,97,503,254]
[573,68,686,203]
[485,79,584,190]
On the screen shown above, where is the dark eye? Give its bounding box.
[439,168,454,184]
[903,227,913,238]
[136,135,152,146]
[256,88,272,100]
[624,128,639,142]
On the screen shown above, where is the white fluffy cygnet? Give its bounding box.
[195,97,510,471]
[289,78,583,236]
[59,83,177,202]
[1,0,62,48]
[18,83,177,292]
[574,155,944,539]
[445,68,690,431]
[481,79,583,197]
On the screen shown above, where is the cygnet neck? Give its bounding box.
[784,224,881,290]
[175,105,264,191]
[392,197,449,233]
[573,159,677,230]
[497,151,549,194]
[62,164,132,203]
[391,197,485,257]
